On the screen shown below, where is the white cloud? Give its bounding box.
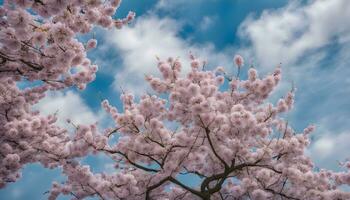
[308,131,350,170]
[239,0,350,70]
[311,137,334,158]
[34,91,106,128]
[106,15,232,94]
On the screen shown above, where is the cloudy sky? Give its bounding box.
[2,0,350,199]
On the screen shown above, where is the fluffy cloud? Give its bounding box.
[308,131,350,170]
[34,91,106,128]
[239,0,350,70]
[106,15,232,94]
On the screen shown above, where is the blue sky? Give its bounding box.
[2,0,350,199]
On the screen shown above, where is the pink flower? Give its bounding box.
[86,39,97,49]
[234,54,244,67]
[32,32,47,46]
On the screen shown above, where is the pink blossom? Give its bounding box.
[86,39,97,49]
[234,54,244,67]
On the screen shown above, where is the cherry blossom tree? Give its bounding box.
[0,0,134,188]
[45,55,350,199]
[2,1,350,200]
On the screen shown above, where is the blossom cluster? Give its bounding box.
[0,0,133,189]
[1,0,135,90]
